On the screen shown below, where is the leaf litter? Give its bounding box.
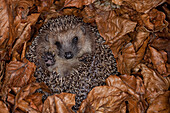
[0,0,169,112]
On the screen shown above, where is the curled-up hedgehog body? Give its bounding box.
[26,15,117,110]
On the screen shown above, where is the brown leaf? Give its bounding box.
[64,0,95,8]
[141,9,168,32]
[13,82,50,112]
[135,76,145,95]
[135,64,169,104]
[119,74,137,90]
[133,32,149,51]
[112,0,123,5]
[12,13,40,53]
[150,37,170,63]
[123,0,166,13]
[106,75,139,99]
[135,36,150,65]
[35,0,54,12]
[42,93,75,113]
[0,101,10,113]
[94,0,120,12]
[4,58,36,87]
[0,61,5,82]
[25,93,44,112]
[81,5,96,23]
[151,37,170,51]
[106,75,147,113]
[96,15,137,45]
[117,43,136,74]
[126,96,147,113]
[0,0,13,60]
[149,46,167,75]
[147,91,170,113]
[0,0,10,46]
[110,35,131,58]
[7,93,40,113]
[78,86,127,113]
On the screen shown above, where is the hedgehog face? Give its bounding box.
[49,24,94,60]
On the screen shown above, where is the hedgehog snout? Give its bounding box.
[64,51,74,59]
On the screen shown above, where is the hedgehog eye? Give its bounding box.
[55,41,61,48]
[72,36,78,44]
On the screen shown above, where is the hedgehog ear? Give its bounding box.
[80,26,86,35]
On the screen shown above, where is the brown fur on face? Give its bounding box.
[36,23,95,76]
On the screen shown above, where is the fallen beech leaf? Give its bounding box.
[25,93,44,112]
[106,75,147,113]
[12,13,40,53]
[0,0,13,60]
[162,4,170,20]
[126,96,147,113]
[0,0,10,46]
[141,9,168,32]
[149,46,167,75]
[35,0,54,12]
[81,5,96,23]
[43,93,75,113]
[0,101,9,113]
[135,76,145,94]
[112,0,123,5]
[135,36,150,64]
[117,43,136,74]
[0,61,5,82]
[64,0,95,8]
[13,82,50,112]
[123,0,166,13]
[78,86,127,113]
[94,0,120,11]
[150,37,170,51]
[110,35,131,58]
[147,91,170,113]
[96,15,137,45]
[4,58,36,87]
[159,50,168,63]
[133,32,149,51]
[135,64,169,104]
[7,93,40,113]
[150,37,170,63]
[12,23,31,53]
[106,75,139,99]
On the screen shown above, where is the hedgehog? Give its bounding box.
[26,15,118,111]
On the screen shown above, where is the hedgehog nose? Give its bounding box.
[64,51,73,59]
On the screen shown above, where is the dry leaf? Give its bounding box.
[106,75,139,99]
[78,86,127,113]
[135,64,169,104]
[96,15,137,45]
[35,0,54,12]
[149,46,167,75]
[117,43,136,74]
[64,0,95,8]
[12,13,40,53]
[43,93,75,113]
[0,101,10,113]
[123,0,166,13]
[0,0,10,46]
[7,93,40,113]
[106,75,147,113]
[141,9,168,32]
[12,83,50,112]
[147,91,170,113]
[133,32,149,51]
[112,0,123,5]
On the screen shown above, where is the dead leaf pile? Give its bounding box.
[0,0,169,112]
